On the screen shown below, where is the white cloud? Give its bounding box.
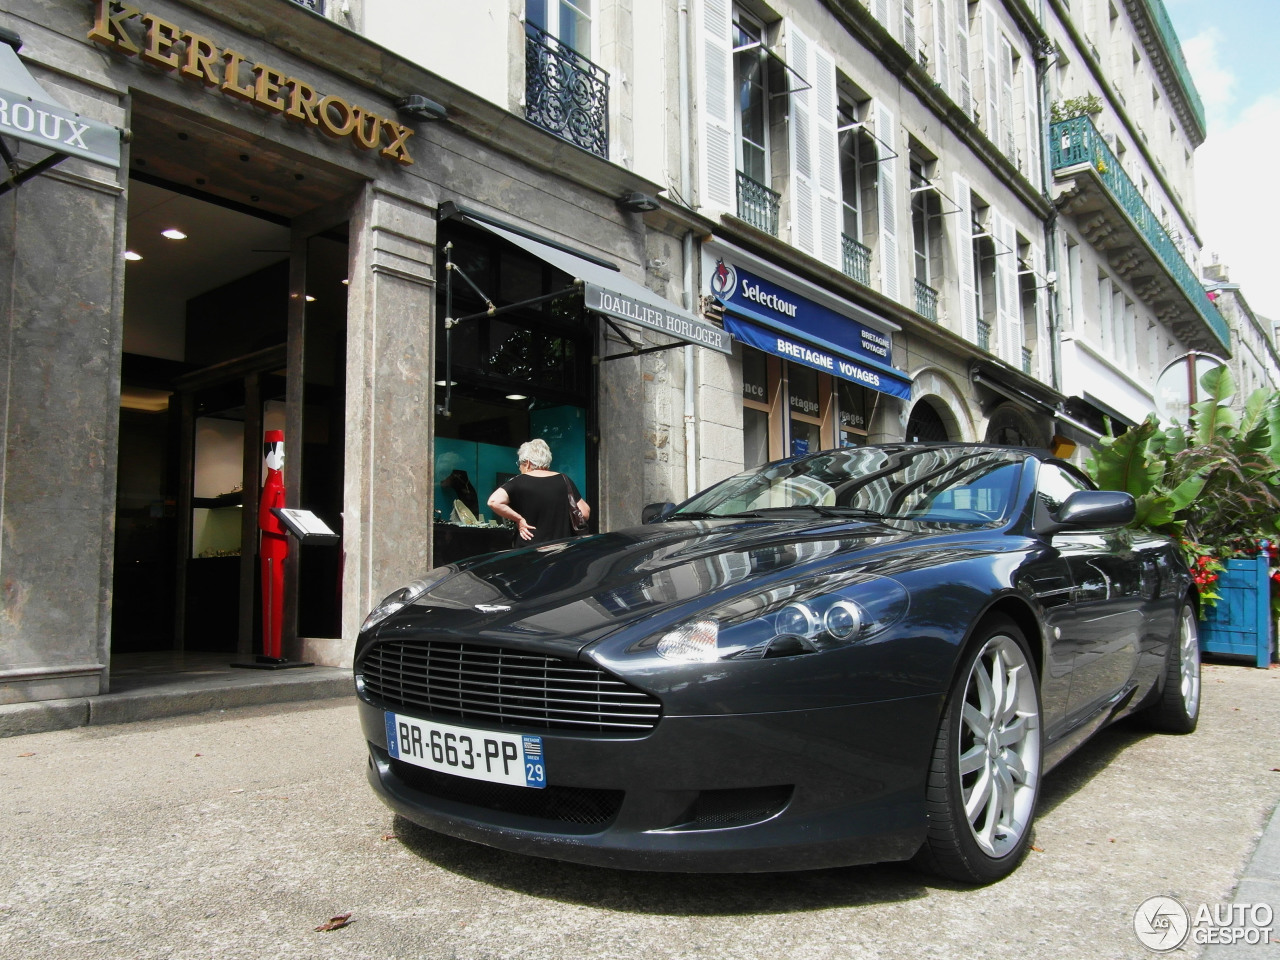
[1196,94,1280,321]
[1181,28,1237,115]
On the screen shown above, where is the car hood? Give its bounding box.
[372,518,1001,658]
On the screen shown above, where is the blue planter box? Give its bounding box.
[1200,557,1275,668]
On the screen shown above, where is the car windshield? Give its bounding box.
[673,446,1027,525]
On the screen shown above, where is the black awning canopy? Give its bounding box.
[0,32,121,196]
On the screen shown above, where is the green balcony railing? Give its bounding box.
[1051,115,1228,349]
[842,234,871,285]
[914,279,939,321]
[736,172,781,236]
[1140,0,1206,135]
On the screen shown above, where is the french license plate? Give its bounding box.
[384,712,546,789]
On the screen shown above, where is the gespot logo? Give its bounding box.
[1134,897,1190,952]
[1134,897,1276,951]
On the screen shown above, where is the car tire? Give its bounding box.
[914,615,1043,885]
[1144,600,1201,734]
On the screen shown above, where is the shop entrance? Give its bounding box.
[112,99,361,657]
[432,219,595,564]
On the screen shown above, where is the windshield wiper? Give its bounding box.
[668,510,763,520]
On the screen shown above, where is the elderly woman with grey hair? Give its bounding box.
[486,438,590,544]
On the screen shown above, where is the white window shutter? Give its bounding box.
[955,0,972,117]
[787,21,817,256]
[813,45,841,269]
[993,210,1020,365]
[875,101,900,303]
[697,0,735,213]
[983,3,1000,145]
[873,0,890,31]
[954,174,977,343]
[903,0,917,60]
[934,0,951,99]
[1000,37,1016,158]
[1023,61,1041,188]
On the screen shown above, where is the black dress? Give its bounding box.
[500,473,584,545]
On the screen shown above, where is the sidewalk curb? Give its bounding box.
[0,671,352,738]
[1200,800,1280,958]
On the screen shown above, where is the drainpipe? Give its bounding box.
[679,0,698,499]
[1037,38,1063,396]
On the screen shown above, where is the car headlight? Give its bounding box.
[360,575,445,633]
[648,574,908,663]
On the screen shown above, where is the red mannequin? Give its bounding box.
[259,430,287,660]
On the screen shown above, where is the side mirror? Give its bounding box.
[1043,490,1135,534]
[641,501,677,524]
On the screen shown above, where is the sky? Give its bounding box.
[1164,0,1280,322]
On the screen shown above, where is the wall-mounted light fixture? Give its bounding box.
[396,95,448,122]
[618,192,660,213]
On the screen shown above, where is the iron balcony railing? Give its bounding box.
[524,21,609,159]
[289,0,323,11]
[1141,0,1206,134]
[977,319,991,352]
[736,171,781,236]
[914,278,939,321]
[842,234,871,286]
[1051,115,1228,349]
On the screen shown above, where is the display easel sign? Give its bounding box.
[271,508,340,545]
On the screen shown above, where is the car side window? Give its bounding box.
[1035,464,1089,527]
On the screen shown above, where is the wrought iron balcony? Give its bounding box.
[914,279,939,321]
[977,319,991,352]
[1051,115,1228,351]
[524,22,609,159]
[289,0,323,11]
[736,172,781,236]
[842,234,871,286]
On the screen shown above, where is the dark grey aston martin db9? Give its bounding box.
[353,443,1200,884]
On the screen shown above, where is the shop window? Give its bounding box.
[742,349,776,469]
[742,348,871,464]
[788,363,824,457]
[837,379,868,446]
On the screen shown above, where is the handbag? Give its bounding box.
[563,475,588,532]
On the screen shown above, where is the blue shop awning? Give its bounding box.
[724,306,912,400]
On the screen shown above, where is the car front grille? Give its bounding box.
[359,639,662,733]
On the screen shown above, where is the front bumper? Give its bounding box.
[357,693,942,872]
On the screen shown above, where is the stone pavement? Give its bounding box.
[0,657,1276,959]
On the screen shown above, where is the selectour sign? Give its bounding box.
[708,255,895,369]
[88,0,415,164]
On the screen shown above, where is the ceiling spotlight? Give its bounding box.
[506,393,529,401]
[435,379,457,387]
[123,250,143,261]
[341,278,350,285]
[619,191,660,213]
[161,228,187,240]
[305,295,316,302]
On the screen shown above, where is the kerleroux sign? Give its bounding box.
[88,0,416,164]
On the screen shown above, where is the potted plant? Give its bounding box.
[1086,366,1280,666]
